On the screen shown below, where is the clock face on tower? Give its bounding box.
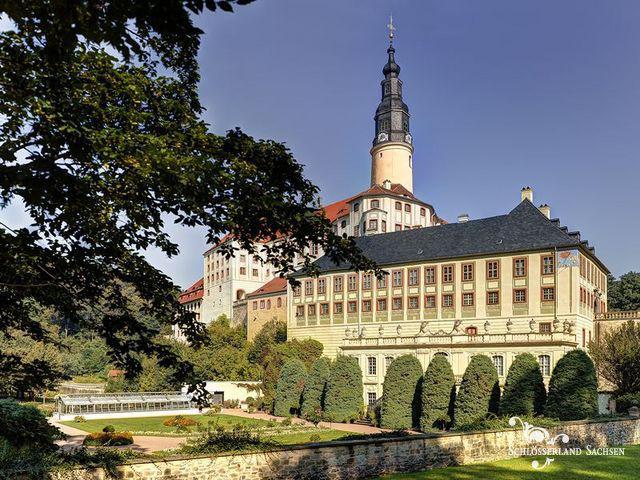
[404,133,412,144]
[377,132,389,142]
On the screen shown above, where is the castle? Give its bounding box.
[177,26,610,405]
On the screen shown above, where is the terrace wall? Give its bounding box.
[53,417,640,480]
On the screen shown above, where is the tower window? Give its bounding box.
[402,118,409,132]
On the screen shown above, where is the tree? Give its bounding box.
[259,338,323,411]
[500,353,546,417]
[454,355,500,427]
[420,355,456,431]
[301,357,331,420]
[545,350,598,420]
[274,359,307,417]
[590,320,640,396]
[324,356,363,423]
[248,320,287,364]
[0,0,380,395]
[380,355,423,430]
[608,272,640,311]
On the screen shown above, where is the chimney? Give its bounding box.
[539,204,551,219]
[382,179,392,190]
[457,213,469,223]
[521,186,533,203]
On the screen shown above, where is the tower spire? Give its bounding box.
[370,17,414,192]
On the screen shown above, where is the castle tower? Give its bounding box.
[370,16,414,192]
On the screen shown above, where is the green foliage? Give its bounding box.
[301,357,331,420]
[380,355,423,430]
[83,431,134,446]
[545,350,598,420]
[590,320,640,396]
[421,355,456,431]
[274,359,307,417]
[0,400,63,452]
[181,423,277,455]
[0,304,67,398]
[248,320,287,364]
[102,425,115,433]
[608,272,640,311]
[455,414,560,432]
[615,392,640,413]
[454,355,500,428]
[259,338,323,412]
[0,0,380,397]
[324,356,363,423]
[500,353,546,417]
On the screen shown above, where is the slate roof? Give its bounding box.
[303,200,608,275]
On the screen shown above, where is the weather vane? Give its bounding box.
[387,14,395,45]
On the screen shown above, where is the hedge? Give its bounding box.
[545,349,598,420]
[454,354,500,427]
[500,353,546,417]
[615,392,640,413]
[274,358,307,417]
[380,355,423,430]
[420,355,456,431]
[324,356,363,422]
[301,357,331,420]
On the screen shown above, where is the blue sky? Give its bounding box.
[3,1,640,287]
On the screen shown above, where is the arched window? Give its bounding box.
[277,297,282,308]
[538,355,551,376]
[492,355,504,376]
[266,299,271,309]
[236,289,246,300]
[434,352,449,357]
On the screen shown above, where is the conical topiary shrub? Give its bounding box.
[274,358,307,417]
[500,353,546,417]
[420,355,456,431]
[545,349,597,420]
[380,355,423,430]
[324,356,363,423]
[300,357,331,420]
[454,354,500,427]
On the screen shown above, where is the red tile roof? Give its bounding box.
[246,277,288,298]
[179,278,204,304]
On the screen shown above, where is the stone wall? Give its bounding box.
[54,417,640,480]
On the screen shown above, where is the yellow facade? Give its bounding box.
[246,292,287,341]
[370,142,414,193]
[288,249,607,402]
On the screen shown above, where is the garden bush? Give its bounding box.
[0,399,63,453]
[222,399,240,409]
[420,355,456,431]
[82,431,133,446]
[74,416,86,423]
[380,355,423,430]
[206,404,222,414]
[181,424,275,455]
[324,356,363,423]
[301,357,331,420]
[102,425,115,433]
[454,355,500,428]
[163,415,199,427]
[615,392,640,413]
[274,358,307,417]
[545,349,598,420]
[500,353,546,417]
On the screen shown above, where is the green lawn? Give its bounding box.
[267,429,350,445]
[62,414,271,434]
[376,445,640,480]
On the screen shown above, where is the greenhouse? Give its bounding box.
[55,391,196,416]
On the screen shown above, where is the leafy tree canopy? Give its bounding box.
[420,355,456,431]
[589,320,640,396]
[380,355,423,430]
[608,272,640,312]
[500,353,546,417]
[0,1,379,393]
